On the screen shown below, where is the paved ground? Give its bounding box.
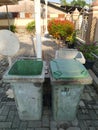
[0,34,98,130]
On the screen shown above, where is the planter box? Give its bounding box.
[84,60,95,69]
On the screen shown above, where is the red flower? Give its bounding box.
[48,19,75,41]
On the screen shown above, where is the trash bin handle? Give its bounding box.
[52,60,62,78]
[52,60,60,71]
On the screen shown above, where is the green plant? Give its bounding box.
[48,19,75,41]
[10,25,17,33]
[26,21,35,34]
[66,31,76,45]
[77,42,98,61]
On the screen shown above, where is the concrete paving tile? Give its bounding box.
[79,100,85,107]
[43,107,51,116]
[78,120,89,130]
[1,105,10,116]
[28,121,42,128]
[19,121,28,128]
[86,120,93,126]
[6,111,15,121]
[93,121,98,126]
[18,129,27,130]
[59,128,64,130]
[42,115,50,127]
[4,129,18,130]
[66,127,80,130]
[27,128,35,130]
[0,122,12,128]
[50,128,57,130]
[0,88,5,94]
[71,118,79,126]
[9,105,17,111]
[77,114,90,120]
[89,127,96,130]
[0,105,5,115]
[0,103,2,109]
[0,116,6,121]
[81,108,89,114]
[81,93,92,101]
[6,102,15,106]
[11,115,20,128]
[95,110,98,114]
[35,128,49,130]
[42,118,49,127]
[57,122,71,130]
[50,120,57,128]
[88,110,98,119]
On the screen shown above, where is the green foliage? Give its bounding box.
[66,31,76,45]
[77,43,98,61]
[10,25,17,33]
[26,21,35,34]
[70,0,87,7]
[48,19,75,42]
[60,0,67,5]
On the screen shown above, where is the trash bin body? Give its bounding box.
[50,59,92,121]
[3,59,45,120]
[12,82,43,120]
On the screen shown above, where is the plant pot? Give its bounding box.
[65,40,69,44]
[93,61,98,77]
[68,43,75,48]
[84,60,95,69]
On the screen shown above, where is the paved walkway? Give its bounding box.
[0,34,98,130]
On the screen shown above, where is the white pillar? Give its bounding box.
[34,0,42,59]
[45,0,48,35]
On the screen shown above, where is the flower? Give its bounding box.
[48,19,75,41]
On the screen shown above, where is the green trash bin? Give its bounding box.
[3,59,45,120]
[50,59,92,121]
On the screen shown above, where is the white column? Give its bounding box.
[34,0,42,59]
[45,0,48,35]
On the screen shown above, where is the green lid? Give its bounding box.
[50,59,89,79]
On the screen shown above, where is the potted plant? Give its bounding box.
[66,31,77,48]
[26,21,35,35]
[77,42,98,69]
[10,25,17,33]
[48,19,75,45]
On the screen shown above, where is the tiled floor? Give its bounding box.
[0,78,98,130]
[0,36,98,130]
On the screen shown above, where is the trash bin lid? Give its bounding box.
[0,30,20,56]
[50,59,89,79]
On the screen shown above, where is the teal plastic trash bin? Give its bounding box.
[55,49,86,64]
[50,59,92,121]
[3,59,45,120]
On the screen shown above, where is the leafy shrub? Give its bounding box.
[66,31,76,45]
[48,19,75,41]
[77,42,98,60]
[10,25,17,33]
[26,21,35,34]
